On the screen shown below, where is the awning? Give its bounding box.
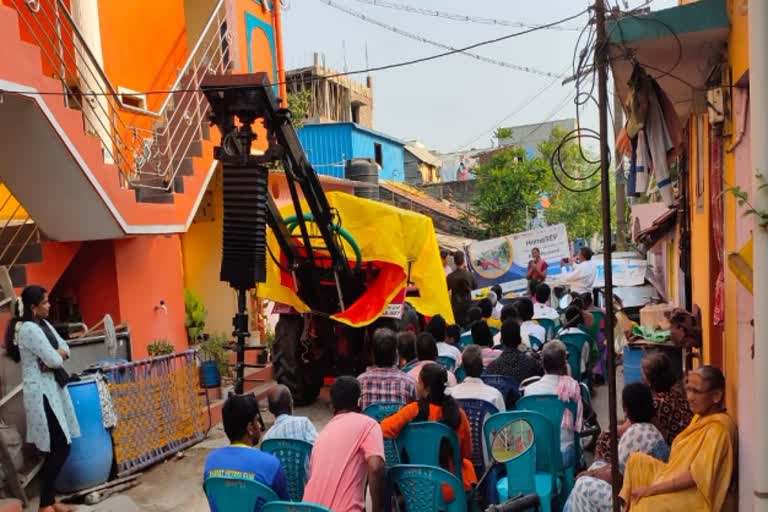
[608,0,729,120]
[636,206,678,247]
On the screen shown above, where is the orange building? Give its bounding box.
[0,0,294,360]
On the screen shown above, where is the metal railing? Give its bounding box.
[0,184,40,306]
[6,0,233,192]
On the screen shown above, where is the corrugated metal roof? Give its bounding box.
[404,143,442,167]
[302,121,404,146]
[379,180,476,222]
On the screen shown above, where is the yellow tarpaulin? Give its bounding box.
[727,236,753,294]
[260,191,454,326]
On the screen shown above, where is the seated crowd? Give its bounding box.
[203,297,737,512]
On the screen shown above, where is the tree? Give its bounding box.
[494,127,512,142]
[538,128,614,241]
[471,146,548,238]
[287,88,312,129]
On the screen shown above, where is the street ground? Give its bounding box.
[22,370,622,511]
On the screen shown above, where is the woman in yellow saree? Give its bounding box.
[620,365,736,511]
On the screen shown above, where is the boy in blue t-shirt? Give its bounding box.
[203,394,289,510]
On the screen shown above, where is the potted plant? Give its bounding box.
[198,333,231,400]
[184,289,208,345]
[147,338,175,357]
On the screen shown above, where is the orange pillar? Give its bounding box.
[272,0,287,105]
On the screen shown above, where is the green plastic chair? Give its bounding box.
[516,394,580,496]
[484,411,559,512]
[535,318,557,341]
[262,502,332,512]
[401,360,419,373]
[458,332,474,349]
[386,464,467,512]
[436,355,457,372]
[529,335,544,352]
[261,439,313,502]
[203,475,279,511]
[558,332,592,383]
[398,422,463,484]
[363,402,403,468]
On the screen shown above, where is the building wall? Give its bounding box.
[349,130,404,182]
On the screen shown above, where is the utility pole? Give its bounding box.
[614,86,627,251]
[595,1,621,510]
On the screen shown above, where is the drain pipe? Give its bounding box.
[749,1,768,508]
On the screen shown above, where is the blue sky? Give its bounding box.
[282,0,678,153]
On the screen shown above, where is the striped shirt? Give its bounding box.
[263,414,318,445]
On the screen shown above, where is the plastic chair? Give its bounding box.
[535,318,557,341]
[458,332,474,349]
[558,332,591,383]
[484,411,559,512]
[528,335,544,352]
[262,502,332,512]
[437,355,457,372]
[516,394,580,495]
[398,422,463,483]
[401,360,419,373]
[203,475,279,511]
[386,465,467,512]
[456,399,499,478]
[363,402,403,468]
[261,439,313,502]
[481,374,520,406]
[454,366,466,383]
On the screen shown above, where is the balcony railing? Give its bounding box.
[6,0,233,193]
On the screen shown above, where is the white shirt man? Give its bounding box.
[561,259,597,295]
[436,341,462,366]
[449,376,506,412]
[533,302,560,322]
[520,321,547,349]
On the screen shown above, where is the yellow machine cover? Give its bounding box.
[260,191,455,326]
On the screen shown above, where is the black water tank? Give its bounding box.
[345,158,380,200]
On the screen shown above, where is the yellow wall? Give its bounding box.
[0,185,28,220]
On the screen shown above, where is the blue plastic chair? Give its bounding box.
[481,374,520,406]
[203,475,279,511]
[436,355,457,372]
[454,366,466,383]
[456,398,499,479]
[517,394,580,495]
[386,465,467,512]
[458,332,474,349]
[535,318,557,341]
[363,402,403,468]
[262,502,332,512]
[558,333,592,383]
[261,439,313,502]
[484,411,559,512]
[401,360,419,373]
[398,422,463,483]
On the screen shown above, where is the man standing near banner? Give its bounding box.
[447,251,477,327]
[561,247,598,295]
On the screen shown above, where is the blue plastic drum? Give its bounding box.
[623,346,645,385]
[56,379,113,493]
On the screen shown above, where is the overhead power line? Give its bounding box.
[319,0,568,78]
[0,8,587,99]
[349,0,582,31]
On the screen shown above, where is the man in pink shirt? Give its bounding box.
[303,376,385,512]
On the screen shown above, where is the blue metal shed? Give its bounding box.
[297,122,406,182]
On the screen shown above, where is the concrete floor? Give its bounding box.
[28,371,624,512]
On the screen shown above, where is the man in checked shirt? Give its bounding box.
[358,328,417,410]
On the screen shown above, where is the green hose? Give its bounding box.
[283,213,362,271]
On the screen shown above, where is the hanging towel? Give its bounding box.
[645,89,675,205]
[633,131,650,196]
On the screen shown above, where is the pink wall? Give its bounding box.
[114,236,187,359]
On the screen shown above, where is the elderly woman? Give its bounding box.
[594,352,692,461]
[564,382,669,512]
[621,366,737,511]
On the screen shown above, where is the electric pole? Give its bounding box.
[595,1,621,510]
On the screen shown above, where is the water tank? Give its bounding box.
[56,379,114,493]
[345,158,380,200]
